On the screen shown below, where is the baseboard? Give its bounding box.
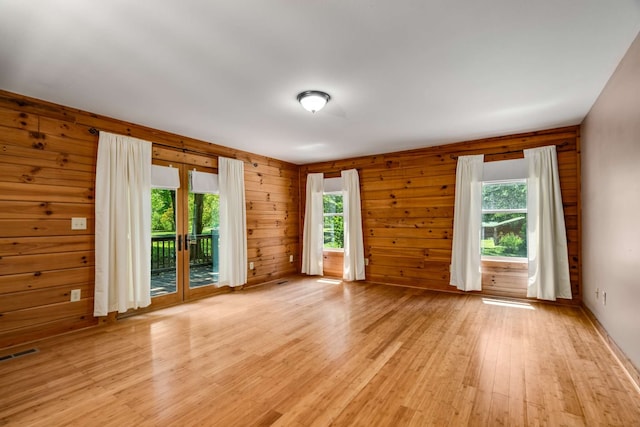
[581,304,640,393]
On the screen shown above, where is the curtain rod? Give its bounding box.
[86,126,245,161]
[449,141,569,160]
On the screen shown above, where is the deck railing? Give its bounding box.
[151,232,219,273]
[151,235,176,272]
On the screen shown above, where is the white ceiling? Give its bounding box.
[1,1,639,165]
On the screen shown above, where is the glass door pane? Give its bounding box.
[151,188,178,297]
[187,191,220,288]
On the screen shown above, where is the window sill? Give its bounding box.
[481,256,527,263]
[323,248,344,253]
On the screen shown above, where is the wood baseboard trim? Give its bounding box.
[581,304,640,394]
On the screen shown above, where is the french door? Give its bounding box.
[149,161,222,309]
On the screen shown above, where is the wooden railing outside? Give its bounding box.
[151,235,176,272]
[151,231,219,273]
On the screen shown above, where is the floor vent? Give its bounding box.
[277,280,288,285]
[0,348,39,362]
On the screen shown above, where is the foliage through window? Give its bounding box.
[188,193,219,235]
[151,189,177,234]
[323,192,344,249]
[151,190,220,235]
[481,180,527,258]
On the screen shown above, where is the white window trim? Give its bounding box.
[481,255,528,263]
[323,190,344,251]
[323,248,344,253]
[481,178,528,262]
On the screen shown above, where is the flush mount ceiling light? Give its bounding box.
[297,90,330,113]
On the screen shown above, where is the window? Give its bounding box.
[323,192,343,249]
[481,180,527,259]
[188,170,220,287]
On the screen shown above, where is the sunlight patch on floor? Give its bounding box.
[482,298,535,310]
[317,278,342,285]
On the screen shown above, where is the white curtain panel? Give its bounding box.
[94,132,152,316]
[218,157,247,287]
[301,173,324,275]
[524,146,572,300]
[342,169,366,281]
[450,154,484,291]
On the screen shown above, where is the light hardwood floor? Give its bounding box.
[1,276,639,426]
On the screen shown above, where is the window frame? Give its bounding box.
[481,179,528,263]
[323,190,344,251]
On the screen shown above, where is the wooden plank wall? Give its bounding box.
[322,251,344,278]
[300,126,581,303]
[0,90,299,349]
[481,260,528,299]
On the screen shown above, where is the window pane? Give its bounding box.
[323,214,344,249]
[188,193,219,288]
[481,213,527,258]
[482,181,527,210]
[151,188,177,297]
[323,193,344,249]
[323,193,343,214]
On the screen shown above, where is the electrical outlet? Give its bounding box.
[71,217,87,230]
[364,258,369,266]
[249,262,254,270]
[289,255,293,263]
[70,289,81,302]
[595,288,599,299]
[602,291,607,306]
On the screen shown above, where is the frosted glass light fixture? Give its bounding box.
[297,90,330,113]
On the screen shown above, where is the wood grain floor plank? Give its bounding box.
[0,276,638,425]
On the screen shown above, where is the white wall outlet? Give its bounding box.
[602,291,607,306]
[364,258,369,266]
[70,289,81,302]
[249,262,254,270]
[595,288,599,299]
[289,255,293,263]
[71,217,87,230]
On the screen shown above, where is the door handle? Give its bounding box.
[184,233,190,251]
[177,235,182,251]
